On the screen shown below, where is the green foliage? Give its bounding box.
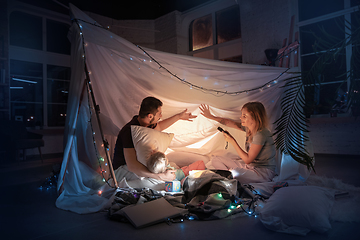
[273,73,315,172]
[273,6,359,171]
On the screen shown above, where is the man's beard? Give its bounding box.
[150,117,157,124]
[150,112,160,124]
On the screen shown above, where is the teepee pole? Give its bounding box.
[84,67,119,189]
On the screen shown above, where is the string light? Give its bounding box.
[72,18,293,97]
[72,17,297,192]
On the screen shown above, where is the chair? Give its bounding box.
[0,119,45,163]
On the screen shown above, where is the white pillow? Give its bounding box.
[259,186,334,236]
[131,125,174,167]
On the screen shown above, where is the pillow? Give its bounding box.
[259,186,334,236]
[166,151,210,168]
[131,125,174,166]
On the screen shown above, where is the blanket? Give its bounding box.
[108,170,255,222]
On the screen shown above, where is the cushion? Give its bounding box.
[166,151,210,168]
[131,125,174,166]
[259,186,334,236]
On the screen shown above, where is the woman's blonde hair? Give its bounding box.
[242,102,269,139]
[147,151,167,174]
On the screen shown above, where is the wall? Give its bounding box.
[8,0,359,158]
[85,12,156,49]
[154,11,181,54]
[239,0,297,65]
[308,117,360,155]
[25,129,64,158]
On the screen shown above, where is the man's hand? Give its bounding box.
[158,169,176,181]
[179,109,197,121]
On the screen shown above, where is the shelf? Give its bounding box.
[0,109,9,112]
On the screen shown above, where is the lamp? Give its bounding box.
[265,49,279,66]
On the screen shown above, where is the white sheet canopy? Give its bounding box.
[56,4,313,214]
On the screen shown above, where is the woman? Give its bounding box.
[199,102,276,183]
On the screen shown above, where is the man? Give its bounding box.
[113,96,196,182]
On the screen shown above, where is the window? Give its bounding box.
[190,5,241,51]
[299,0,344,21]
[47,19,71,55]
[299,0,359,117]
[47,65,70,127]
[9,10,71,127]
[216,6,241,44]
[10,60,43,127]
[190,14,213,51]
[10,11,43,50]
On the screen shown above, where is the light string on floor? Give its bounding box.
[74,18,118,189]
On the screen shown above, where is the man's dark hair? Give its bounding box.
[138,97,163,118]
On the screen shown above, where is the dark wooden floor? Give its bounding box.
[0,154,359,240]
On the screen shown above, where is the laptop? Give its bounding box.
[122,197,184,228]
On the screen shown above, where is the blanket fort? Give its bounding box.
[56,4,312,214]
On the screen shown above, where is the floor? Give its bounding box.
[0,154,359,240]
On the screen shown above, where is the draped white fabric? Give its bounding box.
[56,4,312,214]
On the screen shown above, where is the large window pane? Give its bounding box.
[300,16,345,55]
[47,103,66,127]
[301,53,347,84]
[10,60,43,125]
[299,0,344,21]
[47,65,70,127]
[11,102,43,128]
[46,19,71,54]
[47,65,70,103]
[216,6,241,44]
[305,83,347,116]
[190,14,213,51]
[10,60,43,103]
[351,0,360,7]
[10,11,42,50]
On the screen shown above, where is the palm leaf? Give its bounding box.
[273,73,315,172]
[273,7,359,172]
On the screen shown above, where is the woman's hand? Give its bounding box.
[222,131,236,144]
[199,104,214,119]
[158,169,176,181]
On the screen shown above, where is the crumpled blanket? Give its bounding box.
[108,170,253,222]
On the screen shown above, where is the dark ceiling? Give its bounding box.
[16,0,216,20]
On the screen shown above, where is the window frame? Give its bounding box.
[298,0,358,117]
[8,5,71,128]
[188,4,242,62]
